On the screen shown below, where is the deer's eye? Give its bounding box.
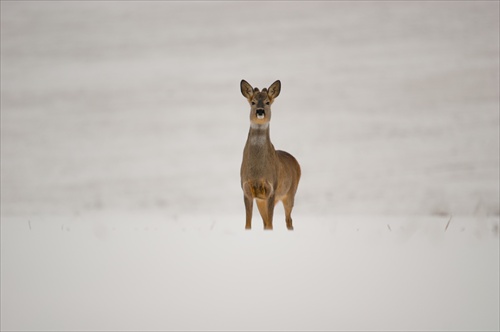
[265,101,270,105]
[251,101,256,105]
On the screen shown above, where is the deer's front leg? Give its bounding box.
[256,194,275,230]
[244,195,253,230]
[265,193,275,230]
[242,182,253,230]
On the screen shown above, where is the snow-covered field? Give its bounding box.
[1,1,499,331]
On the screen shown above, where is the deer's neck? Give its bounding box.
[247,123,273,151]
[243,123,277,180]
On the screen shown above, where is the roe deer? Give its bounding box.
[240,79,301,230]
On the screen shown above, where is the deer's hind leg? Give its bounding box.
[243,195,253,230]
[282,195,295,230]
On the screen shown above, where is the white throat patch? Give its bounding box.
[250,134,266,146]
[250,123,269,130]
[249,123,268,145]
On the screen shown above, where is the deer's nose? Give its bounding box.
[256,109,265,117]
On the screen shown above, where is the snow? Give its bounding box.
[1,214,499,331]
[1,1,499,331]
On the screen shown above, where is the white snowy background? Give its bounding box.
[1,1,499,331]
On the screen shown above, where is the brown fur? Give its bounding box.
[240,80,301,230]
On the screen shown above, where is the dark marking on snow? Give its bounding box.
[444,215,453,232]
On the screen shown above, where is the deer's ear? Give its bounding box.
[268,80,281,100]
[240,80,254,100]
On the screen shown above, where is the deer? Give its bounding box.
[240,79,301,230]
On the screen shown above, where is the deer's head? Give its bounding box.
[240,80,281,125]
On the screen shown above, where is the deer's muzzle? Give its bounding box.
[256,109,265,119]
